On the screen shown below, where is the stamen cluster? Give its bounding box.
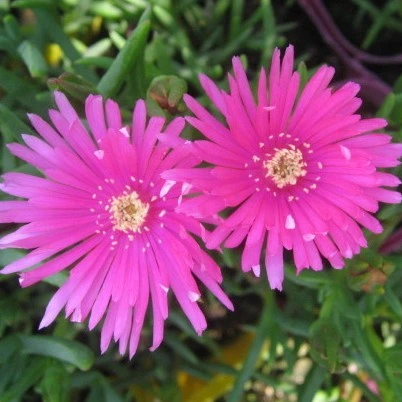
[109,191,149,233]
[263,146,307,188]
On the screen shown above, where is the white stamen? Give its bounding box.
[188,291,200,302]
[94,150,104,160]
[252,264,261,277]
[119,126,130,137]
[160,284,169,293]
[160,180,176,197]
[182,182,192,195]
[71,309,82,322]
[285,214,296,229]
[340,145,351,160]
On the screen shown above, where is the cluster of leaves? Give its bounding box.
[0,0,401,401]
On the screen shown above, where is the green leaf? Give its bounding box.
[91,1,123,19]
[97,9,151,97]
[39,361,71,402]
[11,0,57,8]
[48,72,98,104]
[81,373,125,402]
[3,14,20,41]
[350,322,385,380]
[84,38,112,57]
[96,377,125,402]
[393,74,402,94]
[164,334,199,365]
[147,75,187,115]
[297,61,311,91]
[298,365,326,402]
[35,9,96,82]
[0,66,45,112]
[309,318,342,373]
[18,40,48,78]
[18,335,94,371]
[285,264,329,289]
[153,5,174,27]
[0,357,47,402]
[110,30,126,50]
[390,93,402,125]
[384,343,402,376]
[376,93,395,119]
[0,36,15,54]
[0,299,23,336]
[384,286,402,319]
[227,292,273,402]
[168,311,219,354]
[0,103,34,142]
[42,271,68,287]
[75,56,113,69]
[0,335,20,365]
[229,0,244,40]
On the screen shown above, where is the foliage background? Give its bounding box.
[0,0,401,401]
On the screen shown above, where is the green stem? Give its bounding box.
[227,291,275,402]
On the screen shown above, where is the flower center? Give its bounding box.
[263,147,307,188]
[109,191,149,233]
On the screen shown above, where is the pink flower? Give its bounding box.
[0,92,232,357]
[163,45,402,290]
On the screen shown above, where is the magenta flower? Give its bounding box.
[163,45,402,290]
[0,92,232,357]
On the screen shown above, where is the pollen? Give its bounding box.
[263,146,307,188]
[109,191,149,233]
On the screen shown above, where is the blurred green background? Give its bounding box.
[0,0,401,401]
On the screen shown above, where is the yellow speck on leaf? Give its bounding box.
[91,16,103,35]
[44,43,63,67]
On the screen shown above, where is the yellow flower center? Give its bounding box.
[109,191,149,233]
[263,146,307,188]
